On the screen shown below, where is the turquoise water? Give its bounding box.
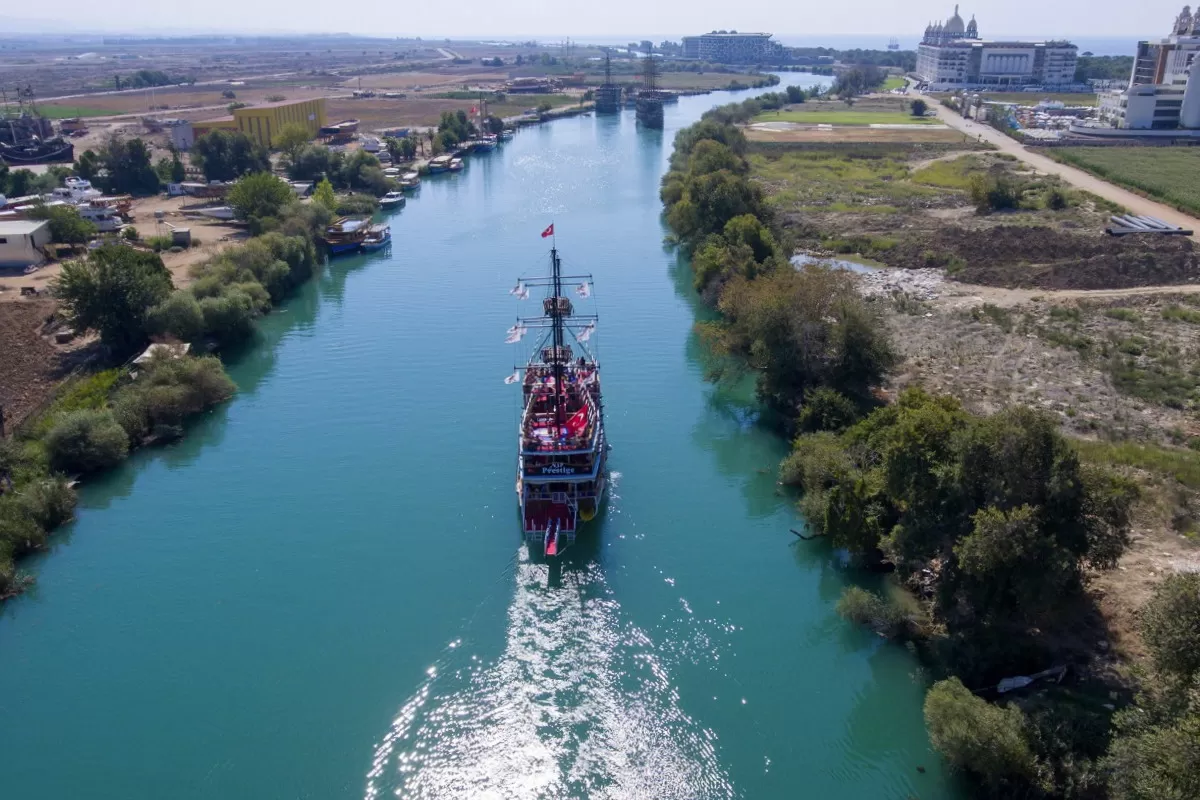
[0,76,961,799]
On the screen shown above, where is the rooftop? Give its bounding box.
[0,219,49,236]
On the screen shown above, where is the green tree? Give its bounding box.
[43,409,130,475]
[273,122,312,165]
[911,98,929,116]
[227,172,294,228]
[75,149,100,182]
[4,168,39,197]
[52,245,173,356]
[94,137,160,195]
[311,177,337,211]
[484,115,505,135]
[26,203,97,245]
[287,143,338,181]
[924,678,1039,788]
[1140,572,1200,680]
[191,130,271,182]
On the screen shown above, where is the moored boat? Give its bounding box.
[428,155,453,173]
[399,171,421,190]
[321,216,370,254]
[362,224,391,252]
[379,191,406,209]
[448,157,465,172]
[507,231,607,557]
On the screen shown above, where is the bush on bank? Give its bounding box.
[4,194,332,601]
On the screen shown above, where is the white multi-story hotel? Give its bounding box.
[1097,7,1200,130]
[915,5,1078,90]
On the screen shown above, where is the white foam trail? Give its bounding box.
[365,551,733,800]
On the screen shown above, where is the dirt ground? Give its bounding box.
[0,299,84,433]
[747,126,972,144]
[0,196,245,301]
[870,278,1200,662]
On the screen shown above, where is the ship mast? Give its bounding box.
[549,246,566,429]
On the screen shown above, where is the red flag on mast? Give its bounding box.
[541,223,554,238]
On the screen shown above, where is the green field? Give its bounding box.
[882,76,907,91]
[30,105,112,119]
[753,110,940,126]
[1048,147,1200,216]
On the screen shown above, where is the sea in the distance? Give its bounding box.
[0,74,963,799]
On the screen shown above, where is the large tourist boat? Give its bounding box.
[508,230,607,557]
[321,216,370,255]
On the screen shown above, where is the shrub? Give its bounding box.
[1139,572,1200,680]
[797,387,860,433]
[0,500,47,557]
[836,586,907,636]
[1045,187,1069,210]
[17,478,77,530]
[122,226,139,241]
[334,193,379,216]
[924,677,1039,787]
[969,173,1022,213]
[43,409,130,475]
[111,353,236,439]
[911,98,928,116]
[199,289,257,344]
[146,235,174,252]
[147,291,205,342]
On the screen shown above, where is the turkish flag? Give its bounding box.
[541,223,554,238]
[565,405,588,435]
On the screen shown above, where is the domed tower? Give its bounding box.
[945,4,966,39]
[966,14,979,38]
[1175,5,1193,35]
[924,22,934,44]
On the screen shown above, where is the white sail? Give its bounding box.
[503,370,520,385]
[576,281,591,298]
[509,281,525,296]
[504,324,526,344]
[577,321,596,342]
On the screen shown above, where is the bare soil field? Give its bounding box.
[348,69,507,91]
[0,299,71,433]
[40,83,341,119]
[747,126,971,144]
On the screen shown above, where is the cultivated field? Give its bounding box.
[1047,147,1200,218]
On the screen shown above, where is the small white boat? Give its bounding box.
[193,206,235,220]
[379,191,406,209]
[448,157,464,172]
[399,171,421,190]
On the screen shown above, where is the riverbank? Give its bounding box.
[0,187,344,600]
[665,88,1200,797]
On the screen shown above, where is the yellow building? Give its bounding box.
[193,98,327,148]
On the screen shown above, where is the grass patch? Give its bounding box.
[912,155,985,189]
[1161,304,1200,324]
[749,146,945,212]
[25,369,126,439]
[1104,308,1140,323]
[882,76,907,91]
[753,110,940,126]
[1046,147,1200,218]
[1076,439,1200,490]
[29,105,112,119]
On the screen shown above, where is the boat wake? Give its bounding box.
[364,551,733,800]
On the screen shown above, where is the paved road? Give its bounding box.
[920,94,1200,239]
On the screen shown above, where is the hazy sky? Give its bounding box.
[1,1,1186,40]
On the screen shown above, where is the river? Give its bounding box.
[0,75,961,799]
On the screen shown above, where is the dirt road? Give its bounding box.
[921,94,1200,238]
